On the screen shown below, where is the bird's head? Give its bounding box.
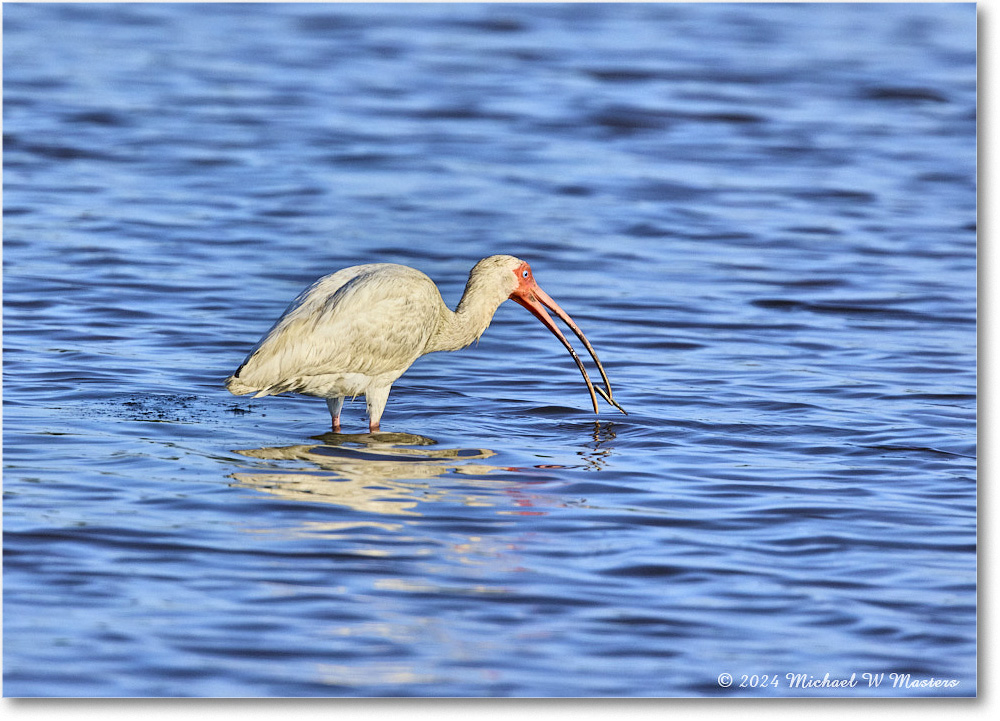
[470,254,626,416]
[467,254,550,305]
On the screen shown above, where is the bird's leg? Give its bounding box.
[365,385,391,434]
[326,397,345,433]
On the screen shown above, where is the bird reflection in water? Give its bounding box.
[579,421,618,472]
[229,432,509,516]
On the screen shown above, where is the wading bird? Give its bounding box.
[226,255,625,432]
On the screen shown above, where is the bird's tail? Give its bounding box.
[225,374,259,396]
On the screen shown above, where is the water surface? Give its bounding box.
[3,2,976,697]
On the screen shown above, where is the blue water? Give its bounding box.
[3,2,976,697]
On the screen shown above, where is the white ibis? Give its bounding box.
[226,254,626,432]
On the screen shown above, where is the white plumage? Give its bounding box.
[227,255,624,432]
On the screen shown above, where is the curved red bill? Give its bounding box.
[510,274,626,416]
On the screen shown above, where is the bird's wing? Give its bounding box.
[229,265,443,395]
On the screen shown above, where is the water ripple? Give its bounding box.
[3,0,975,698]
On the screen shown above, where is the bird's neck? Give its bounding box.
[426,274,510,353]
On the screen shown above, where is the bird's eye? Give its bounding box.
[522,270,529,278]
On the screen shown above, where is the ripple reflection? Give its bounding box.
[230,433,507,515]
